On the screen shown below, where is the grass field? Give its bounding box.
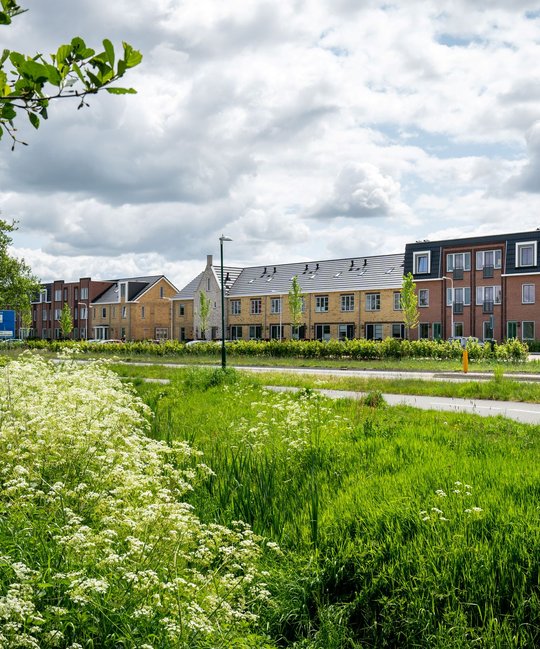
[136,367,540,648]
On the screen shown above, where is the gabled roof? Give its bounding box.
[212,266,243,294]
[229,253,405,296]
[173,271,204,300]
[92,275,176,304]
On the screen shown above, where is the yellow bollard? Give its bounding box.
[462,349,468,373]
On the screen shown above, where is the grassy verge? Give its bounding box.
[110,362,540,403]
[136,367,540,648]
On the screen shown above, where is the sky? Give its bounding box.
[2,0,540,291]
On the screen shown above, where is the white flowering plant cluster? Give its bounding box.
[0,354,274,648]
[420,481,484,524]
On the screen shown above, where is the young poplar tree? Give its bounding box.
[59,302,73,339]
[198,291,211,340]
[401,272,419,340]
[288,275,304,340]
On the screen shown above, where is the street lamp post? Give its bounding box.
[442,276,454,338]
[220,235,233,368]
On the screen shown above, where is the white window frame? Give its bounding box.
[340,294,355,312]
[80,287,88,300]
[315,295,329,312]
[250,299,262,315]
[418,289,429,307]
[447,287,471,306]
[522,284,535,304]
[516,241,537,268]
[230,300,241,315]
[249,325,262,339]
[230,325,243,340]
[476,249,502,270]
[413,251,431,274]
[446,252,471,272]
[393,291,402,311]
[522,321,535,341]
[475,286,502,306]
[365,293,381,311]
[270,297,282,314]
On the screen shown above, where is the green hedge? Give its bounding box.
[24,337,529,361]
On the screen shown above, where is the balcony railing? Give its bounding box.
[483,266,494,278]
[453,302,464,314]
[483,301,494,314]
[453,268,464,280]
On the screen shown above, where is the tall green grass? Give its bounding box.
[140,368,540,648]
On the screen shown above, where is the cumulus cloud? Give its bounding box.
[512,121,540,193]
[308,163,403,219]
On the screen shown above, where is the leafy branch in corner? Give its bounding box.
[0,0,142,148]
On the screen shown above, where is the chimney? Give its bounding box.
[206,254,213,267]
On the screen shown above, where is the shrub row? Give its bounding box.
[25,337,529,361]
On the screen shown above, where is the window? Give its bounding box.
[101,307,107,318]
[393,292,402,310]
[475,286,502,305]
[391,323,405,338]
[179,304,185,316]
[251,299,262,315]
[507,321,518,339]
[81,288,88,300]
[522,321,535,340]
[516,241,537,267]
[230,325,243,340]
[418,289,429,307]
[54,309,61,320]
[315,324,331,341]
[338,324,354,340]
[112,306,116,318]
[476,249,501,270]
[54,290,62,301]
[249,325,262,339]
[75,288,78,300]
[413,251,431,274]
[64,288,68,301]
[42,309,47,321]
[230,300,241,315]
[120,283,126,299]
[207,278,211,291]
[315,295,329,312]
[141,306,145,319]
[160,286,165,298]
[419,323,430,338]
[433,322,442,340]
[522,284,535,304]
[454,322,464,337]
[155,327,169,340]
[340,294,355,312]
[271,298,281,314]
[366,293,381,311]
[447,287,471,306]
[483,320,494,341]
[447,252,471,272]
[79,307,87,319]
[180,327,185,341]
[365,323,383,340]
[122,306,127,319]
[269,324,284,339]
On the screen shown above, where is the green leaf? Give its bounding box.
[1,102,16,119]
[56,44,71,66]
[106,87,137,94]
[122,42,143,69]
[1,49,10,65]
[103,39,115,67]
[28,111,39,129]
[20,60,50,83]
[0,11,12,25]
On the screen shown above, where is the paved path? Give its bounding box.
[265,385,540,424]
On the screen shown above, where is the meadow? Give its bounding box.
[1,356,538,647]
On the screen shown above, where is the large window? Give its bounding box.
[507,321,518,339]
[81,288,88,300]
[271,298,282,314]
[392,323,405,338]
[315,324,331,341]
[418,289,429,307]
[269,324,283,339]
[365,293,381,311]
[315,295,329,312]
[419,323,430,338]
[393,292,402,310]
[516,241,537,267]
[340,294,355,312]
[413,251,431,274]
[447,287,471,306]
[249,325,262,339]
[475,286,502,306]
[522,321,535,340]
[433,322,442,340]
[365,323,383,340]
[476,249,501,270]
[522,284,535,304]
[54,289,62,301]
[447,252,471,272]
[230,325,243,340]
[338,324,354,340]
[230,300,241,315]
[251,299,262,315]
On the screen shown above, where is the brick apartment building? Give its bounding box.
[32,275,178,340]
[404,229,540,342]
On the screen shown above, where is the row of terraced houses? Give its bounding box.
[29,229,540,344]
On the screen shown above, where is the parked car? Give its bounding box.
[447,336,484,347]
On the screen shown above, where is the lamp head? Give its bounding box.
[220,235,233,242]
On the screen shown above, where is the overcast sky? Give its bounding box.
[2,0,540,290]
